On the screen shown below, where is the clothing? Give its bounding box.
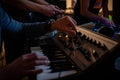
[1,0,61,22]
[1,2,45,22]
[0,1,52,64]
[73,0,106,25]
[0,4,51,56]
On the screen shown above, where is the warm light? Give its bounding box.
[65,0,77,14]
[108,0,113,11]
[66,0,72,9]
[65,35,69,38]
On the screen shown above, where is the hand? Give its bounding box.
[51,16,77,36]
[100,17,116,28]
[40,4,64,17]
[0,53,50,79]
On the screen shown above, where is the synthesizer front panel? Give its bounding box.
[53,26,119,71]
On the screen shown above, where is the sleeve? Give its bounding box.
[0,5,51,37]
[0,5,22,32]
[22,22,51,38]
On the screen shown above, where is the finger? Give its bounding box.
[54,6,64,13]
[70,17,77,25]
[23,69,43,76]
[23,60,50,69]
[54,5,61,10]
[64,16,77,32]
[60,29,76,37]
[22,53,37,61]
[67,17,77,32]
[22,53,49,62]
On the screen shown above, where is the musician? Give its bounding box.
[1,0,64,22]
[1,0,64,64]
[73,0,115,28]
[0,4,77,80]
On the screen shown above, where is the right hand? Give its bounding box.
[51,16,77,36]
[40,4,64,17]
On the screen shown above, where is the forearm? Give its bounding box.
[22,22,51,38]
[80,0,100,21]
[1,4,51,37]
[5,21,52,38]
[2,0,47,12]
[32,0,50,5]
[80,10,104,22]
[2,19,51,37]
[102,0,109,17]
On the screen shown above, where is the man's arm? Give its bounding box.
[2,0,47,12]
[0,5,51,37]
[2,0,63,17]
[32,0,50,5]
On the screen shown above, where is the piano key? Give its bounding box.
[36,70,77,80]
[31,46,44,56]
[30,42,78,80]
[35,65,52,73]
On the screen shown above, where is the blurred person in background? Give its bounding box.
[73,0,115,28]
[73,0,116,37]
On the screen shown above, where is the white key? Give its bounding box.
[31,46,44,56]
[37,70,77,80]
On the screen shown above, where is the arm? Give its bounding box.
[2,0,63,17]
[80,0,104,22]
[102,0,109,17]
[0,5,77,37]
[3,0,49,12]
[0,5,53,39]
[32,0,50,5]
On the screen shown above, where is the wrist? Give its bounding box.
[46,19,55,31]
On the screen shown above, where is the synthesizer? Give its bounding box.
[28,26,119,80]
[54,26,119,71]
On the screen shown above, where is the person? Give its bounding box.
[1,0,64,64]
[1,0,64,22]
[0,4,77,80]
[73,0,115,28]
